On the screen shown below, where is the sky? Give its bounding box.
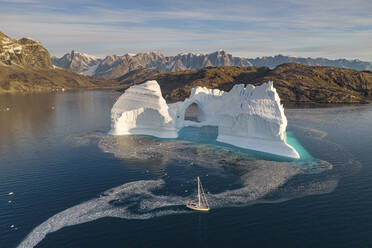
[0,0,372,60]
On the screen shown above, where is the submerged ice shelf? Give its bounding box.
[111,80,299,159]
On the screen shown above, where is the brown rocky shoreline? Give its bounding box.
[116,64,372,104]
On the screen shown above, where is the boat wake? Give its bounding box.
[17,180,187,248]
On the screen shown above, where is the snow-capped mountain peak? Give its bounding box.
[52,50,102,75]
[52,50,372,80]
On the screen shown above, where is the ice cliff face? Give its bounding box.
[111,80,299,159]
[111,81,178,138]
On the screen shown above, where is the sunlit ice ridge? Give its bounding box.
[110,80,303,159]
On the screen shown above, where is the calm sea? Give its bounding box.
[1,90,372,248]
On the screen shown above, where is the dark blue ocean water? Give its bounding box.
[1,91,372,248]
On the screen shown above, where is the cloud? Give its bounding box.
[1,0,371,60]
[0,0,39,2]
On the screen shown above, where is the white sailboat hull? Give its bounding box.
[186,201,210,212]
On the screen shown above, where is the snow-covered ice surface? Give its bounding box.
[111,80,299,158]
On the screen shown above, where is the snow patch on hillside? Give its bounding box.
[83,63,99,76]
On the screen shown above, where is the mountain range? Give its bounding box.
[52,50,372,80]
[1,30,371,104]
[0,32,116,94]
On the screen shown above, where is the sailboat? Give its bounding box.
[186,176,210,212]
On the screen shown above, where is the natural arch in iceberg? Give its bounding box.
[110,80,299,159]
[184,102,206,122]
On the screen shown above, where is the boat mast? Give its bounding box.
[200,180,209,208]
[197,177,201,207]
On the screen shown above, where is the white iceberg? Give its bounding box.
[111,81,178,138]
[111,80,299,159]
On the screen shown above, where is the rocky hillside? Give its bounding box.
[0,65,116,93]
[53,49,372,80]
[248,55,372,72]
[51,50,101,75]
[0,31,53,69]
[116,64,372,104]
[0,32,117,94]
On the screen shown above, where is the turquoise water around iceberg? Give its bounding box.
[286,131,313,161]
[177,126,312,162]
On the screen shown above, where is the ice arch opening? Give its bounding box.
[184,102,204,122]
[110,80,300,159]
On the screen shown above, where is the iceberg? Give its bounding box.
[110,81,178,138]
[111,80,299,159]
